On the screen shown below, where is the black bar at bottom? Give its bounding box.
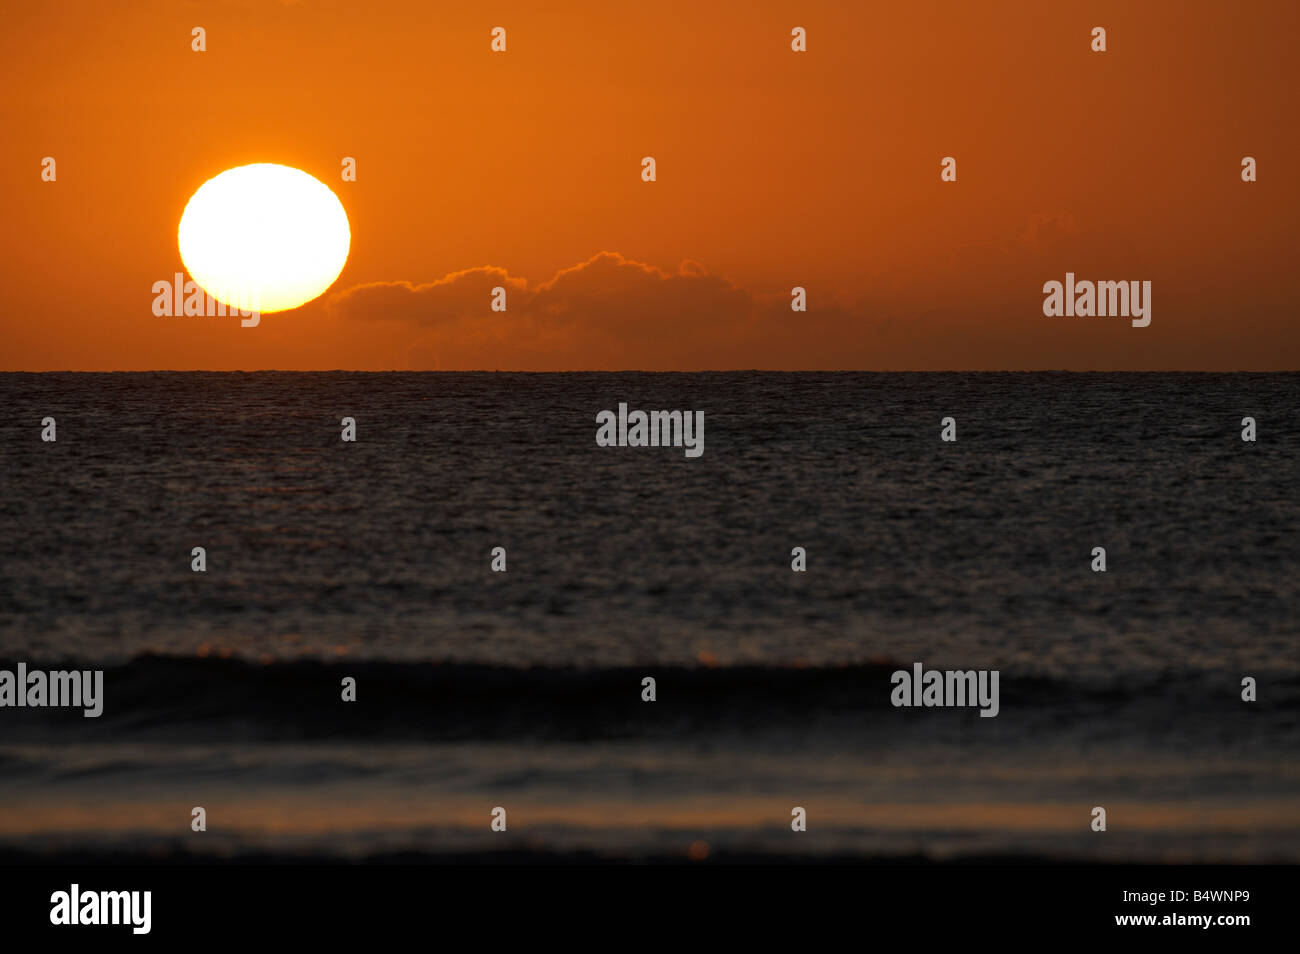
[0,862,1286,941]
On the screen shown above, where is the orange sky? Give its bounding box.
[2,0,1296,370]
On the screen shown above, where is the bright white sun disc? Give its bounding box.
[177,163,350,314]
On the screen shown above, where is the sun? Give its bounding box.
[177,163,350,314]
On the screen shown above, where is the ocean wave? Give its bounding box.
[2,654,1295,742]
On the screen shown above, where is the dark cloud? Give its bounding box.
[325,252,768,369]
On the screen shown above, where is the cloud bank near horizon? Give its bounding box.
[323,251,877,370]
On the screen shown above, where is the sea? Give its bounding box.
[0,371,1296,862]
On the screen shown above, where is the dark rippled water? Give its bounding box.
[0,372,1297,862]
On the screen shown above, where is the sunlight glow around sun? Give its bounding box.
[177,163,350,314]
